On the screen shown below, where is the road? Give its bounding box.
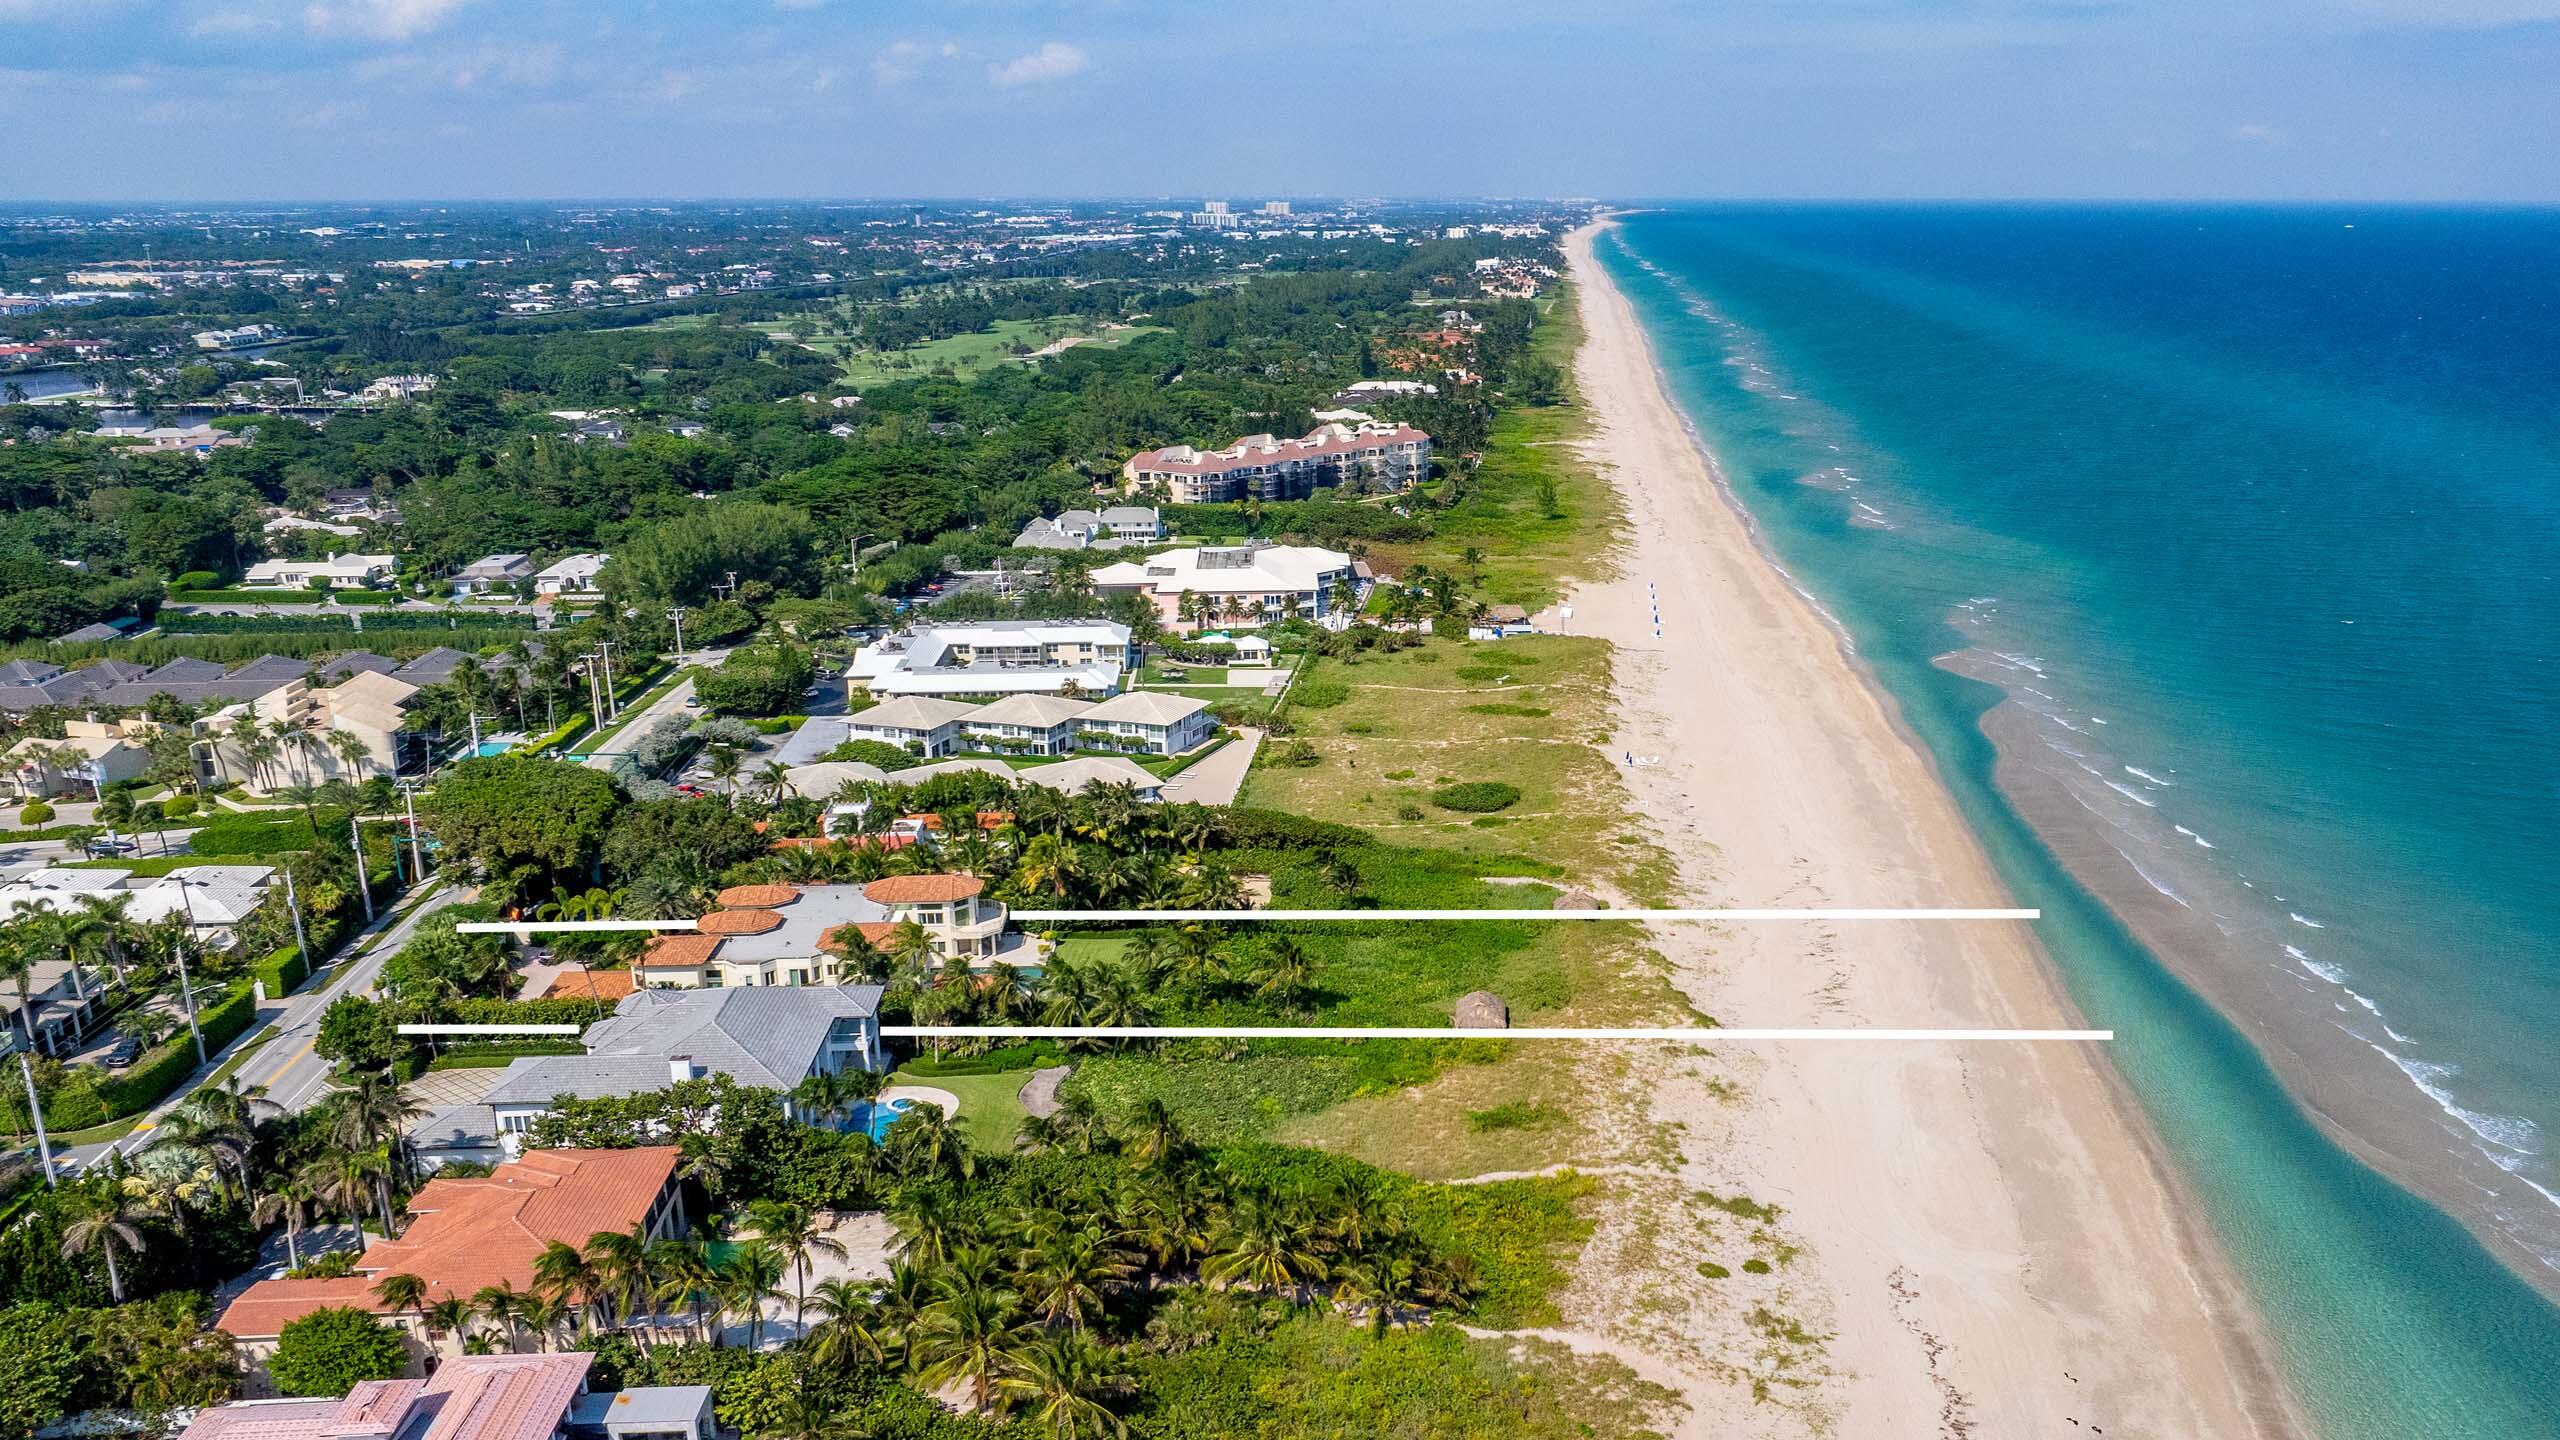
[578,647,732,772]
[47,881,472,1174]
[1161,728,1261,805]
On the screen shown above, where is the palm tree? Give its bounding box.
[60,1190,153,1302]
[582,1226,650,1335]
[1202,1193,1329,1297]
[473,1282,530,1352]
[648,1239,719,1344]
[886,1188,966,1268]
[254,1179,316,1269]
[716,1239,786,1348]
[749,1200,846,1335]
[755,760,792,806]
[996,1330,1133,1439]
[908,1279,1033,1416]
[326,727,375,781]
[1017,1222,1134,1331]
[425,1294,473,1355]
[1123,1099,1188,1171]
[805,1276,893,1368]
[374,1271,429,1335]
[0,926,39,1050]
[532,1240,600,1332]
[70,891,138,988]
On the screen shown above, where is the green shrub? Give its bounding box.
[1462,704,1551,718]
[172,570,220,591]
[1431,781,1520,813]
[1741,1258,1771,1274]
[269,1307,409,1397]
[253,945,309,996]
[1290,679,1351,709]
[1697,1262,1731,1280]
[16,802,51,826]
[822,739,925,771]
[1395,804,1424,821]
[1464,1102,1563,1134]
[160,793,199,818]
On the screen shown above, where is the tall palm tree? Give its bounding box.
[749,1200,847,1335]
[532,1240,600,1333]
[0,923,41,1049]
[754,760,791,806]
[716,1239,785,1349]
[254,1179,316,1269]
[996,1330,1133,1439]
[1122,1099,1188,1171]
[648,1240,719,1344]
[473,1282,530,1353]
[582,1226,650,1335]
[424,1294,473,1355]
[60,1190,153,1302]
[804,1276,893,1368]
[326,728,375,782]
[885,1188,966,1268]
[70,891,138,989]
[1202,1193,1329,1297]
[374,1271,429,1336]
[908,1278,1033,1416]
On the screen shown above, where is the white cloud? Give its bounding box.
[190,9,281,36]
[873,38,960,87]
[2233,121,2280,143]
[987,40,1087,88]
[302,0,472,41]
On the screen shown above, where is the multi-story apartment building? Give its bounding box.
[849,618,1134,699]
[1120,420,1431,503]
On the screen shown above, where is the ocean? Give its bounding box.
[1598,206,2560,1438]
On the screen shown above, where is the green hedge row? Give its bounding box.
[897,1041,1064,1076]
[253,944,308,997]
[42,983,260,1129]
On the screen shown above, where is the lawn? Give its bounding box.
[1245,634,1674,902]
[766,314,1169,388]
[892,1067,1034,1154]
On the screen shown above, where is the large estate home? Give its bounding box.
[849,618,1133,699]
[1091,543,1358,631]
[634,876,1031,991]
[1120,420,1431,503]
[212,1149,687,1392]
[178,1352,714,1440]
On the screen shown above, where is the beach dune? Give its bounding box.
[1558,220,2301,1438]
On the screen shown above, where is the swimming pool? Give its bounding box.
[847,1097,917,1142]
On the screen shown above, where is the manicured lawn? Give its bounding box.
[766,314,1169,388]
[891,1067,1034,1154]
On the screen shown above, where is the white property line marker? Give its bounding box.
[397,1023,2110,1043]
[883,1026,2110,1042]
[459,909,2041,937]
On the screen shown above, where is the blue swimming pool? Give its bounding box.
[847,1097,916,1142]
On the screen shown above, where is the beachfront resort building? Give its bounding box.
[1120,420,1431,503]
[849,618,1134,700]
[211,1152,688,1392]
[1091,542,1358,631]
[177,1352,714,1440]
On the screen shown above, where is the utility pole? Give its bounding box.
[667,606,688,666]
[597,642,619,719]
[350,814,374,922]
[401,781,427,879]
[282,863,310,975]
[579,653,604,732]
[170,880,208,1066]
[18,1054,54,1187]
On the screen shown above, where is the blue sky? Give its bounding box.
[2,0,2555,202]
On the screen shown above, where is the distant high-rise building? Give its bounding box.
[1190,201,1241,229]
[1261,200,1291,216]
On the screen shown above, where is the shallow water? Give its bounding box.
[1602,205,2560,1439]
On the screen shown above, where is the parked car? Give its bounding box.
[102,1035,141,1068]
[85,838,137,858]
[682,696,701,709]
[674,783,706,797]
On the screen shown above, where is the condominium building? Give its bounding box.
[1121,420,1431,503]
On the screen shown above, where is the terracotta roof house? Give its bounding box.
[1121,421,1430,503]
[213,1149,685,1393]
[175,1351,715,1439]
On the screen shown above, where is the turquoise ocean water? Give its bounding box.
[1598,207,2560,1438]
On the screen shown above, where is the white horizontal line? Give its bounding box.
[1013,908,2041,922]
[456,920,698,933]
[397,1024,585,1035]
[880,1025,2108,1042]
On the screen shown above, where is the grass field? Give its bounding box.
[893,1068,1034,1153]
[762,314,1169,388]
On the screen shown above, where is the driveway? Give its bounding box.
[1160,728,1260,806]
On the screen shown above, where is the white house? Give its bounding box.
[959,693,1093,755]
[533,553,610,596]
[453,553,535,595]
[241,553,395,590]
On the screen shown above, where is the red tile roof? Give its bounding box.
[1126,422,1430,480]
[696,907,783,936]
[538,965,635,1002]
[214,1149,679,1338]
[636,933,722,970]
[863,873,984,904]
[714,883,799,909]
[822,920,903,953]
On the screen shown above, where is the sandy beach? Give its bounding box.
[1551,220,2304,1438]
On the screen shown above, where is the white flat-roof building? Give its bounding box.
[533,553,610,596]
[849,619,1132,700]
[1091,543,1356,631]
[241,553,395,589]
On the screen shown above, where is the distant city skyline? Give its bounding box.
[3,0,2555,203]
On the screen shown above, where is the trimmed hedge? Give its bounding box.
[899,1041,1064,1076]
[253,944,309,997]
[39,983,260,1129]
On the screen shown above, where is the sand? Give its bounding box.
[1549,220,2305,1439]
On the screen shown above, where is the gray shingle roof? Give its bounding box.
[575,985,884,1090]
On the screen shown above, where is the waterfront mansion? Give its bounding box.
[1120,420,1431,503]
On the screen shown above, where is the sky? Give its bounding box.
[2,0,2557,203]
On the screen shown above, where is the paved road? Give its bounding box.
[43,881,471,1175]
[579,648,731,772]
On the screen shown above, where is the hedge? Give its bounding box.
[439,997,601,1027]
[253,944,309,997]
[1214,807,1370,851]
[39,983,261,1129]
[898,1041,1064,1076]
